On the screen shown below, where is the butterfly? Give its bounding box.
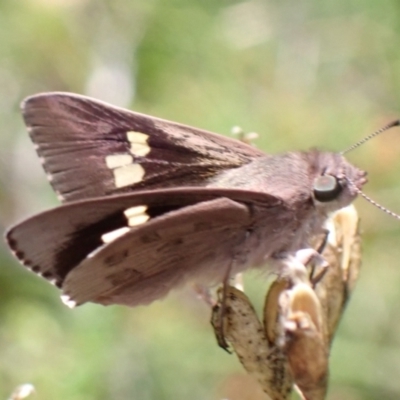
[5,92,368,308]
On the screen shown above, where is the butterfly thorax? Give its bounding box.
[209,149,366,208]
[207,149,366,268]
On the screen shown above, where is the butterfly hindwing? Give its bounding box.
[63,197,253,307]
[6,188,282,294]
[23,92,264,202]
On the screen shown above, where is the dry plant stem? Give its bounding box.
[212,287,293,400]
[314,206,361,342]
[212,205,361,400]
[276,283,328,400]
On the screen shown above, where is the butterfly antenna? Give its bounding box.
[341,120,400,155]
[347,178,400,220]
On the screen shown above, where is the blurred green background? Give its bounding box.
[1,0,400,399]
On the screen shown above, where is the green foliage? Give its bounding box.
[1,0,400,399]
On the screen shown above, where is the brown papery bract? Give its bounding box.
[212,205,361,400]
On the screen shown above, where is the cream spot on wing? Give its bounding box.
[105,154,133,169]
[61,294,77,308]
[127,214,149,226]
[124,205,148,218]
[101,227,130,243]
[127,131,149,144]
[130,143,150,156]
[127,131,150,157]
[124,205,149,226]
[113,164,145,187]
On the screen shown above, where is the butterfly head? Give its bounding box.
[312,119,400,221]
[310,151,367,214]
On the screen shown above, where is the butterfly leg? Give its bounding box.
[277,248,329,287]
[298,248,330,287]
[192,284,216,307]
[306,229,331,287]
[315,229,330,254]
[212,256,237,352]
[287,244,329,288]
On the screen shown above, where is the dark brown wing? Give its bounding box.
[5,187,281,294]
[22,93,265,202]
[63,197,254,307]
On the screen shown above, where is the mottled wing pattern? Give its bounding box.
[22,92,265,202]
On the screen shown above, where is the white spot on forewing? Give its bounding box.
[128,214,149,226]
[61,294,77,308]
[113,164,145,187]
[124,205,148,218]
[105,154,133,169]
[101,227,130,243]
[127,131,150,157]
[130,143,150,156]
[127,131,149,144]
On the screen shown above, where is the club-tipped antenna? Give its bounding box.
[341,120,400,155]
[347,178,400,220]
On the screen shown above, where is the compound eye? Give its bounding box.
[313,175,342,202]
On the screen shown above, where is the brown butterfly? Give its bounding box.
[6,92,381,309]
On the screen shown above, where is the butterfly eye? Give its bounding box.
[313,175,342,202]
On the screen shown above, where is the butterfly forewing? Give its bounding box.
[23,93,264,202]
